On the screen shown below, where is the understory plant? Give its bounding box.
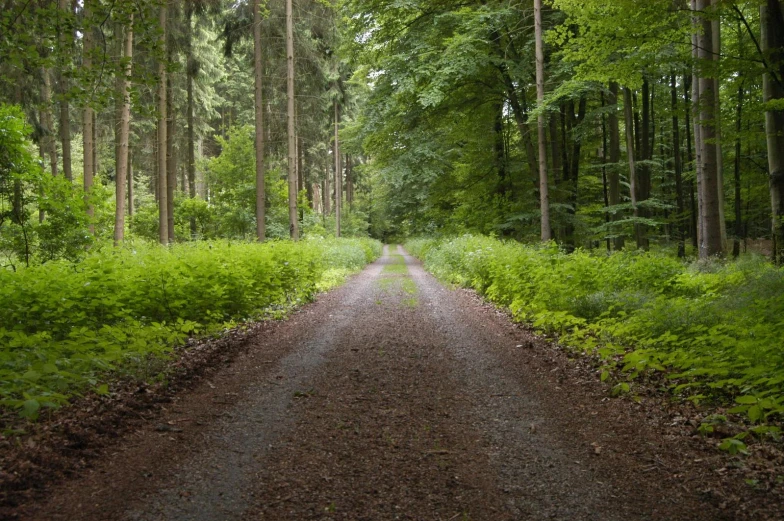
[0,238,381,420]
[406,235,784,442]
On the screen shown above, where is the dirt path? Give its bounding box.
[11,246,765,520]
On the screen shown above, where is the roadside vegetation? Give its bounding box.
[407,235,784,450]
[0,238,381,420]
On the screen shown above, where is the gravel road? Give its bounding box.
[14,246,745,520]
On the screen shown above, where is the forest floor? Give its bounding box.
[1,245,782,520]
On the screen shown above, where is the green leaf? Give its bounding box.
[735,395,759,405]
[96,384,109,395]
[21,399,40,419]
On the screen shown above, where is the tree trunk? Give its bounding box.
[696,0,724,257]
[334,99,342,238]
[166,74,175,242]
[713,12,728,250]
[601,92,611,251]
[608,82,623,250]
[157,3,168,245]
[128,149,134,216]
[83,0,94,234]
[734,82,744,258]
[671,75,686,257]
[253,0,266,242]
[684,75,699,250]
[58,0,72,182]
[113,14,133,246]
[534,0,551,241]
[623,87,641,248]
[761,1,784,264]
[41,68,58,178]
[346,154,354,209]
[286,0,299,240]
[187,9,197,238]
[639,78,651,249]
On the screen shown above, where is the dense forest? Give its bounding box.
[1,0,783,260]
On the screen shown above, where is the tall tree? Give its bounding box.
[696,0,724,257]
[57,0,72,182]
[114,13,134,245]
[334,99,341,237]
[534,0,551,241]
[82,0,95,233]
[158,2,169,245]
[253,0,266,242]
[761,1,784,264]
[286,0,299,240]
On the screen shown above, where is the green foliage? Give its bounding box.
[408,235,784,427]
[0,104,94,266]
[0,238,381,418]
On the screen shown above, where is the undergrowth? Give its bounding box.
[0,237,381,420]
[406,235,784,448]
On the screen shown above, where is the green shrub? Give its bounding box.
[0,238,381,419]
[406,235,784,426]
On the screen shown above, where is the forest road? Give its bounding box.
[21,245,730,521]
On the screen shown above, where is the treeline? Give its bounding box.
[345,0,784,262]
[0,0,365,266]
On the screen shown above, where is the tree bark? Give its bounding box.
[57,0,72,182]
[671,74,686,257]
[157,3,168,245]
[623,87,641,248]
[82,0,94,233]
[534,0,551,241]
[166,73,176,242]
[761,1,784,263]
[734,81,744,258]
[253,0,266,242]
[334,99,342,238]
[113,14,133,246]
[128,149,134,216]
[608,82,623,250]
[696,0,724,257]
[713,12,728,249]
[41,68,58,178]
[286,0,299,240]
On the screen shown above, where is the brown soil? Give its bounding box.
[1,245,782,520]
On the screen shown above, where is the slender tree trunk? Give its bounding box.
[697,0,724,257]
[639,78,651,249]
[713,12,728,250]
[761,2,784,264]
[41,68,58,178]
[534,0,551,241]
[253,0,266,242]
[601,92,611,251]
[128,149,134,216]
[187,10,197,237]
[623,87,641,248]
[166,75,175,242]
[346,154,354,209]
[691,2,705,250]
[608,82,623,250]
[83,0,94,234]
[286,0,299,240]
[114,21,123,201]
[334,99,342,238]
[57,0,72,182]
[734,82,744,258]
[671,75,686,258]
[157,3,168,245]
[685,75,699,249]
[113,14,133,246]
